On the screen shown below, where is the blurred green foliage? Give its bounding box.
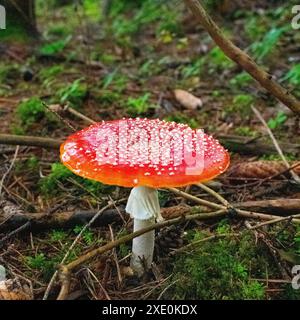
[250,27,287,61]
[58,79,88,107]
[39,36,72,55]
[126,93,152,115]
[283,64,300,86]
[267,111,287,130]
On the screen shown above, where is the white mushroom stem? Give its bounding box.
[125,186,163,276]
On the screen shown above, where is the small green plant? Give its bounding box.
[39,36,72,55]
[16,97,44,125]
[234,126,258,137]
[139,59,160,77]
[73,225,96,246]
[50,230,68,242]
[282,64,300,86]
[119,243,130,259]
[16,97,55,130]
[39,65,64,81]
[226,94,254,116]
[25,252,60,280]
[58,79,88,107]
[25,248,81,280]
[102,70,128,92]
[181,58,204,79]
[207,47,234,72]
[26,253,48,270]
[229,72,252,88]
[250,27,287,61]
[244,15,268,41]
[267,111,287,130]
[126,93,152,115]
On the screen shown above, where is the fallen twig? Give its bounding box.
[167,187,300,224]
[0,134,61,150]
[0,146,19,196]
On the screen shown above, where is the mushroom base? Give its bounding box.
[131,218,155,276]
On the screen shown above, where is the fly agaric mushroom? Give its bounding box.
[60,118,229,275]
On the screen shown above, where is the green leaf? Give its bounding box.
[39,35,72,55]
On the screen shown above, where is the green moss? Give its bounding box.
[39,163,111,196]
[234,126,258,137]
[167,224,269,300]
[16,97,57,130]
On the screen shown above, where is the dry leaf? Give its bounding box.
[174,89,203,110]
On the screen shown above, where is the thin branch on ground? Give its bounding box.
[0,146,20,196]
[167,187,300,224]
[0,134,61,149]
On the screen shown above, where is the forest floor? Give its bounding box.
[0,1,300,300]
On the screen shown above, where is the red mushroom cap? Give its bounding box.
[60,118,230,188]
